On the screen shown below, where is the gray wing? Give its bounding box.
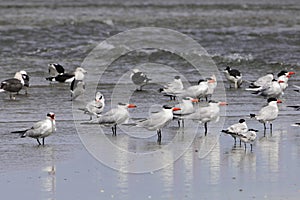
[131,72,150,85]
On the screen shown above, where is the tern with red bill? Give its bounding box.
[250,98,282,134]
[184,100,227,136]
[249,73,274,89]
[11,112,56,146]
[277,70,295,91]
[246,79,284,98]
[136,105,181,144]
[173,97,198,127]
[85,103,136,136]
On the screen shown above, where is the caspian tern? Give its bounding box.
[159,76,184,100]
[222,119,248,146]
[173,97,198,127]
[247,79,284,98]
[184,100,227,136]
[11,112,56,145]
[130,69,151,91]
[81,91,105,120]
[70,67,87,101]
[223,66,242,88]
[85,103,136,136]
[250,97,282,133]
[0,71,24,100]
[277,70,295,91]
[175,79,209,100]
[237,129,258,152]
[136,105,181,144]
[249,73,274,88]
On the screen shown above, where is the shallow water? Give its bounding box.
[0,0,300,199]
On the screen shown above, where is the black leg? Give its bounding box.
[37,139,41,146]
[234,137,236,147]
[244,143,247,151]
[250,144,253,152]
[263,128,266,137]
[178,120,181,127]
[42,138,45,146]
[157,129,162,144]
[263,123,266,130]
[204,122,208,136]
[239,139,242,147]
[270,123,273,133]
[182,119,184,127]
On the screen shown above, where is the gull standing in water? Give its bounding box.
[70,67,87,101]
[250,97,282,134]
[0,71,24,100]
[130,69,151,91]
[223,66,242,89]
[137,105,181,144]
[11,112,56,146]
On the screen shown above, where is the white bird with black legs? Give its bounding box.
[159,76,184,100]
[249,73,274,89]
[84,103,136,136]
[0,71,24,100]
[70,67,87,101]
[173,97,198,127]
[223,66,242,88]
[184,100,227,136]
[222,119,248,147]
[81,91,105,120]
[130,69,151,91]
[136,105,181,144]
[250,97,282,134]
[11,112,56,146]
[239,129,258,152]
[46,63,75,83]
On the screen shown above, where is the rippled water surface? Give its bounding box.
[0,0,300,199]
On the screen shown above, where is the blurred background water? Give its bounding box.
[0,0,300,199]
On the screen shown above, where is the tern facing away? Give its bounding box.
[11,112,56,146]
[250,97,282,134]
[159,76,184,100]
[81,91,105,120]
[136,105,181,144]
[130,69,151,91]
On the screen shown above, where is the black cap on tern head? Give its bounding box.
[239,119,245,123]
[163,105,172,109]
[277,70,288,77]
[174,76,181,80]
[267,97,277,103]
[198,79,205,84]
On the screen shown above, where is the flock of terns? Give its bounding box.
[1,63,299,151]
